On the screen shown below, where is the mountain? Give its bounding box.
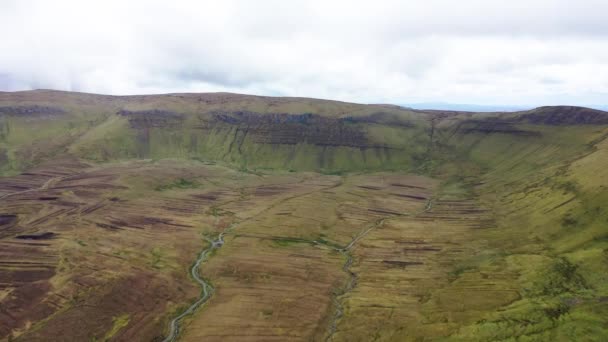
[0,90,433,175]
[403,102,530,112]
[404,101,608,112]
[1,90,607,341]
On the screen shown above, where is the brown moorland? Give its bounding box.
[0,90,607,341]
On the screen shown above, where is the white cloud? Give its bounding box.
[1,0,607,106]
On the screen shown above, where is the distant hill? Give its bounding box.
[403,102,530,112]
[404,101,608,112]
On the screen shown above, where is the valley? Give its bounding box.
[0,90,607,341]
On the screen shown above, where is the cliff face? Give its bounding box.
[115,108,426,171]
[0,91,433,173]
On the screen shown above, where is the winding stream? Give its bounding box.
[324,218,386,341]
[162,180,410,341]
[326,248,355,340]
[162,231,227,342]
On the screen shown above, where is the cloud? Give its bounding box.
[0,0,607,106]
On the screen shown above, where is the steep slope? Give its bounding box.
[423,111,608,340]
[0,90,430,174]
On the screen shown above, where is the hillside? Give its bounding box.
[0,90,607,341]
[0,90,431,175]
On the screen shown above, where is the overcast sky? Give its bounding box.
[1,0,607,106]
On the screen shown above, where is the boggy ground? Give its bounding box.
[0,156,503,341]
[1,156,607,342]
[177,172,511,341]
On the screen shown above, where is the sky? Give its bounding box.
[1,0,607,107]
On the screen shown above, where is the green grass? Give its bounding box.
[271,237,313,247]
[103,314,130,341]
[0,113,104,174]
[150,247,165,269]
[420,121,608,341]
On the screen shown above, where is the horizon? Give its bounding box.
[3,88,607,112]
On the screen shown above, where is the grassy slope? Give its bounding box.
[1,90,431,175]
[430,119,608,341]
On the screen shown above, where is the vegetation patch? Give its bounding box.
[272,237,315,247]
[155,178,201,191]
[103,314,130,341]
[532,257,588,296]
[150,247,166,269]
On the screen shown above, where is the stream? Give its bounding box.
[161,232,226,342]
